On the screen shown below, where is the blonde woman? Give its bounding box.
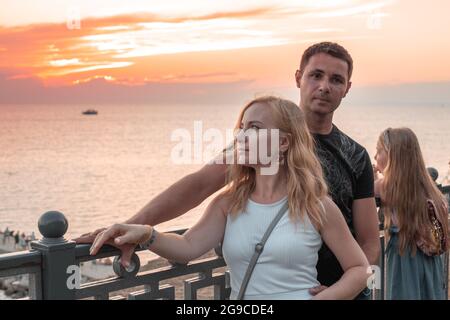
[374,127,449,299]
[90,96,369,300]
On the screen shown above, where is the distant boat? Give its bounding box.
[82,109,98,115]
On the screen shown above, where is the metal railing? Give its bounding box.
[1,219,229,300]
[1,178,449,300]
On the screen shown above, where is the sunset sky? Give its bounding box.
[1,0,450,104]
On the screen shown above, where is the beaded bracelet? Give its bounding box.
[139,228,158,250]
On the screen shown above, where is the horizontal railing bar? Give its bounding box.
[75,244,121,262]
[0,265,41,278]
[75,255,226,299]
[0,250,41,272]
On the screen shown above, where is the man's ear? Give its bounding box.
[295,70,302,88]
[343,80,352,98]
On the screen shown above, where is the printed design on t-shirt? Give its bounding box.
[316,144,353,227]
[315,127,369,229]
[337,132,368,180]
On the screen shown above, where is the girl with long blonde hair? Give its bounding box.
[374,127,449,299]
[89,96,369,299]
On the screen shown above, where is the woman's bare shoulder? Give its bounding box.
[210,193,233,217]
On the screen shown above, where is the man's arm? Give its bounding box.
[352,150,381,266]
[352,197,381,265]
[124,163,228,226]
[76,163,228,268]
[90,194,228,265]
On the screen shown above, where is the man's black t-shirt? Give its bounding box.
[313,125,374,286]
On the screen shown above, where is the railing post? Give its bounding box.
[31,211,76,300]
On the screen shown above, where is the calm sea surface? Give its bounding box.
[1,103,449,242]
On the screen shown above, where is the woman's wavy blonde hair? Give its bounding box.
[221,96,329,228]
[379,127,449,255]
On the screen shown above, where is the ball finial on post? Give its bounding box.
[38,211,68,241]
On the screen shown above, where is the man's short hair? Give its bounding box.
[299,42,353,80]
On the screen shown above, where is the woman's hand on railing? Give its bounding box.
[89,224,152,254]
[74,227,107,244]
[74,224,151,268]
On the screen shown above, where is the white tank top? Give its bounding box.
[222,196,323,300]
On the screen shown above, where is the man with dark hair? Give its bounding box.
[294,42,379,298]
[77,42,380,300]
[299,42,353,79]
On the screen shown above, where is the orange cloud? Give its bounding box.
[4,2,387,85]
[0,8,280,84]
[3,0,450,93]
